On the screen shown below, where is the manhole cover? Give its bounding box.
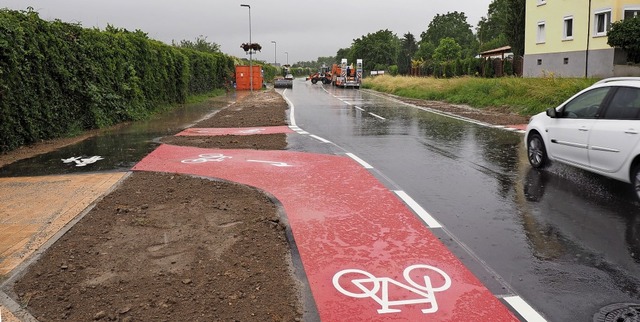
[594,303,640,322]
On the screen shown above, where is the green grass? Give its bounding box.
[363,75,599,116]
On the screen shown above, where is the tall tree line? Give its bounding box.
[295,0,525,76]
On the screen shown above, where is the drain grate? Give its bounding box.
[594,303,640,322]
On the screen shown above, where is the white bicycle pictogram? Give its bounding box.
[181,153,232,164]
[332,264,451,314]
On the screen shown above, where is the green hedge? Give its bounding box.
[0,9,234,153]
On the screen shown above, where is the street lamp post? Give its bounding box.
[271,41,277,66]
[285,51,289,65]
[240,4,253,92]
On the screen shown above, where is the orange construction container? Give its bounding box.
[235,65,263,90]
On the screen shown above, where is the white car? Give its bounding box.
[525,77,640,199]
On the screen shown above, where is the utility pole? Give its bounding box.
[240,4,253,92]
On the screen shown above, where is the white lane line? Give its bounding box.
[309,135,331,143]
[393,191,442,228]
[355,106,365,111]
[344,101,352,106]
[345,153,373,169]
[283,89,296,127]
[503,296,547,322]
[368,112,386,120]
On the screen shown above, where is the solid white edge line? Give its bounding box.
[393,191,442,228]
[503,296,547,322]
[355,106,365,111]
[309,135,331,143]
[345,153,373,169]
[368,112,386,120]
[282,89,296,127]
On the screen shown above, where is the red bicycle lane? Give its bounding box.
[132,144,518,321]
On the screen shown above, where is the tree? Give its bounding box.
[474,0,526,56]
[504,0,526,57]
[335,47,351,61]
[414,41,436,61]
[398,33,418,75]
[173,35,220,53]
[608,17,640,63]
[433,38,462,62]
[476,0,510,52]
[420,11,478,57]
[350,29,400,71]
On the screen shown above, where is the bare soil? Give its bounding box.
[10,90,301,322]
[5,89,526,322]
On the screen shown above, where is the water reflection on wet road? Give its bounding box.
[286,79,640,322]
[0,96,233,177]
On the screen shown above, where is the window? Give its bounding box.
[561,87,610,119]
[603,87,640,120]
[625,9,640,20]
[537,0,546,5]
[537,59,543,65]
[564,58,569,64]
[563,16,574,39]
[594,10,611,36]
[537,22,546,43]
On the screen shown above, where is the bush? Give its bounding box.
[0,9,234,153]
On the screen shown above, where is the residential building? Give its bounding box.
[524,0,640,78]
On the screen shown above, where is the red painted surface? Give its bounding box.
[176,126,294,137]
[133,145,518,321]
[507,124,527,131]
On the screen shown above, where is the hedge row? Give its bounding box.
[416,57,521,78]
[0,9,234,153]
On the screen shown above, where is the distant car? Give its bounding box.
[525,77,640,200]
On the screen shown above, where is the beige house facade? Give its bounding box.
[524,0,640,78]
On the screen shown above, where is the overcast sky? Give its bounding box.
[2,0,493,63]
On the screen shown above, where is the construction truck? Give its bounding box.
[306,64,332,85]
[331,59,362,88]
[274,64,294,89]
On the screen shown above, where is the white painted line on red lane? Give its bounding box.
[503,296,547,322]
[310,135,332,143]
[393,191,442,228]
[346,153,373,169]
[368,112,386,120]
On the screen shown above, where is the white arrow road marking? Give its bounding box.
[246,160,292,167]
[61,157,82,163]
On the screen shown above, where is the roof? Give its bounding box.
[480,46,512,56]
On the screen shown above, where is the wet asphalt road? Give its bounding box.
[284,79,640,322]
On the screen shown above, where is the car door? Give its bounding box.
[546,87,611,167]
[588,86,640,173]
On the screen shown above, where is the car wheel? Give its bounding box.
[632,164,640,201]
[527,133,548,168]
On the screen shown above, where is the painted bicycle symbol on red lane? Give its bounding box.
[181,153,232,164]
[332,264,451,314]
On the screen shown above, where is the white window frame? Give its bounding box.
[594,9,612,36]
[537,0,546,6]
[563,16,574,40]
[624,6,640,20]
[537,21,546,44]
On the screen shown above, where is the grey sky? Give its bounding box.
[2,0,493,63]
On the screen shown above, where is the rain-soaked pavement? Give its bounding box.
[0,95,236,177]
[283,79,640,322]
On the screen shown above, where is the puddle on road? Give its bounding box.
[0,95,234,177]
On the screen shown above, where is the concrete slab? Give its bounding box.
[0,172,126,276]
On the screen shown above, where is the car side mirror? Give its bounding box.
[546,108,558,118]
